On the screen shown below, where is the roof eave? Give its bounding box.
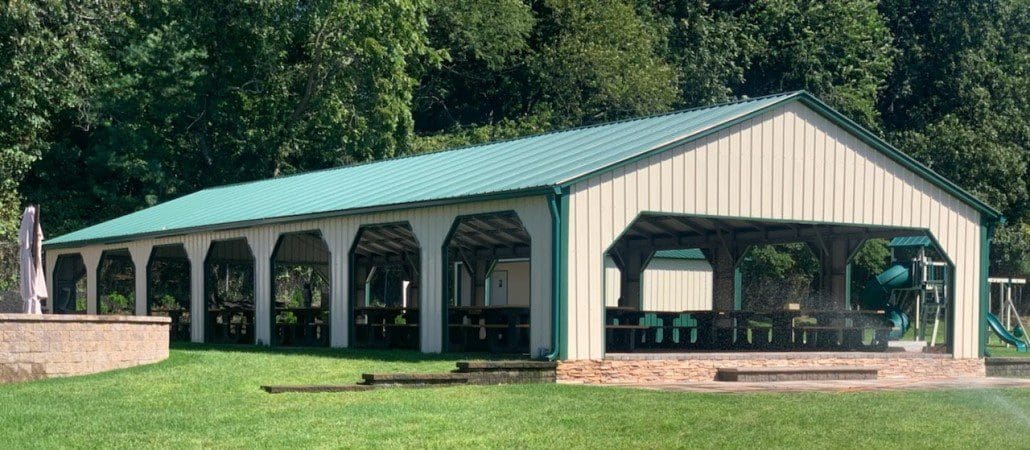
[43,186,554,250]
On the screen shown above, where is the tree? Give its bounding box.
[16,0,435,236]
[529,0,679,125]
[879,0,1028,278]
[0,1,128,237]
[879,0,1028,223]
[647,0,758,107]
[736,0,895,129]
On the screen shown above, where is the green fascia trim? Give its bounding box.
[889,235,934,248]
[979,217,994,357]
[559,92,1004,223]
[652,248,706,260]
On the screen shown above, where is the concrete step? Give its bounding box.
[716,366,878,382]
[360,372,470,386]
[455,360,557,373]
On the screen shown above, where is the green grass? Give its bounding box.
[987,334,1030,357]
[1,344,1028,448]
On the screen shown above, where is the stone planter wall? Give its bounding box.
[557,352,986,384]
[0,314,170,383]
[985,357,1030,378]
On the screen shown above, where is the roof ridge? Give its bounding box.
[201,91,804,193]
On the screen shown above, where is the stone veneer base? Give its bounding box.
[557,352,986,384]
[0,313,170,383]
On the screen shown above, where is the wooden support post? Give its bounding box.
[618,250,648,309]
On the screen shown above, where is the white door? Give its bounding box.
[489,270,509,306]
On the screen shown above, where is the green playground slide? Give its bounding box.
[859,263,911,340]
[986,312,1028,352]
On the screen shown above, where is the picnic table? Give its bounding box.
[605,307,891,352]
[448,306,530,353]
[354,306,419,349]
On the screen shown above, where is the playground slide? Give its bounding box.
[859,263,911,340]
[986,312,1028,352]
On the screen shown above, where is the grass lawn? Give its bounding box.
[1,344,1028,448]
[987,334,1030,357]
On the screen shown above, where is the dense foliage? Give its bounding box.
[0,0,1026,278]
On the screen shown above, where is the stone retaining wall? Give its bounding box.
[0,314,170,383]
[557,352,986,384]
[985,357,1030,378]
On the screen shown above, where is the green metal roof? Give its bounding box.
[889,236,933,248]
[652,249,706,260]
[45,91,1003,248]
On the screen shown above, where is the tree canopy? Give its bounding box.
[1,0,1027,279]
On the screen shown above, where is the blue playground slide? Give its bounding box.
[986,312,1028,352]
[859,263,911,340]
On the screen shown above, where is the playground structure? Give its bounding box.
[860,236,949,347]
[987,277,1028,352]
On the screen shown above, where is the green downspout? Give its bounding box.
[844,262,852,309]
[732,266,742,310]
[546,187,565,361]
[979,216,1002,357]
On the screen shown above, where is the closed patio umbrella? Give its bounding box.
[19,205,48,314]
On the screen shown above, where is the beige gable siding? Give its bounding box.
[46,196,553,355]
[603,256,713,312]
[565,102,983,360]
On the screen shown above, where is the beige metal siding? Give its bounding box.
[603,256,713,312]
[565,102,983,359]
[640,258,713,312]
[45,196,553,355]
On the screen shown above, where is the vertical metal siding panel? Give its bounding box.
[719,129,733,216]
[586,178,604,358]
[770,111,784,217]
[612,166,626,229]
[672,145,685,212]
[129,244,150,315]
[760,115,773,217]
[82,249,101,315]
[659,152,673,212]
[185,237,207,342]
[604,256,618,308]
[600,171,614,254]
[696,136,708,214]
[571,184,588,359]
[793,109,807,218]
[740,123,753,214]
[809,113,823,221]
[520,197,553,356]
[686,135,698,213]
[723,129,737,215]
[648,156,662,211]
[832,132,846,223]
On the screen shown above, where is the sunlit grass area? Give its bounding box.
[1,344,1028,448]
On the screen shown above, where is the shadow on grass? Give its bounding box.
[169,342,522,363]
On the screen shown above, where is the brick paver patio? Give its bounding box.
[606,377,1030,393]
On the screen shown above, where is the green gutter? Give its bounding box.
[546,187,567,361]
